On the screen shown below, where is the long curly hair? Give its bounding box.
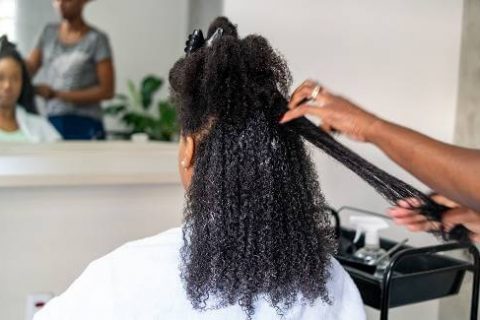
[169,17,336,317]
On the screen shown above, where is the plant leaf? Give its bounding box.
[141,76,163,110]
[121,112,156,133]
[157,100,179,141]
[103,104,127,116]
[158,101,176,127]
[127,80,142,110]
[115,93,129,101]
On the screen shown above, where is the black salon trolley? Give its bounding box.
[329,206,480,320]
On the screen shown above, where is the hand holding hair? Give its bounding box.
[280,80,381,141]
[390,195,480,243]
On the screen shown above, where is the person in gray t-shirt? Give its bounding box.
[27,0,115,140]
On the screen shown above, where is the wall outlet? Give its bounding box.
[25,293,53,320]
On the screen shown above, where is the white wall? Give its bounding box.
[14,0,57,55]
[0,142,185,320]
[0,184,184,320]
[188,0,223,32]
[85,0,189,96]
[224,1,463,319]
[86,0,189,130]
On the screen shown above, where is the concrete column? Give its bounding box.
[454,0,480,148]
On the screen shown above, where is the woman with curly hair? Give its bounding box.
[34,17,365,320]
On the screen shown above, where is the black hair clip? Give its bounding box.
[0,35,16,55]
[184,28,224,56]
[184,29,205,56]
[206,28,224,47]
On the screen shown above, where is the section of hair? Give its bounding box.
[285,117,469,242]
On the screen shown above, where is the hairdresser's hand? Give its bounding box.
[442,207,480,243]
[280,80,381,141]
[36,84,56,100]
[388,197,447,232]
[389,196,480,243]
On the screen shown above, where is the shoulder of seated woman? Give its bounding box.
[101,227,183,265]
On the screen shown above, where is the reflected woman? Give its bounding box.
[27,0,115,140]
[0,36,60,143]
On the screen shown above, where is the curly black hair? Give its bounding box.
[0,36,38,114]
[170,17,336,317]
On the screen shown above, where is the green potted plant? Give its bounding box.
[104,75,179,141]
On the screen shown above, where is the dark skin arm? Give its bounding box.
[369,119,480,211]
[26,48,43,76]
[281,80,480,211]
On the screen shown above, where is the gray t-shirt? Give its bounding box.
[35,23,112,120]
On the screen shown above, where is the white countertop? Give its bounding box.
[0,142,181,187]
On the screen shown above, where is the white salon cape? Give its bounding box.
[16,106,61,142]
[34,228,366,320]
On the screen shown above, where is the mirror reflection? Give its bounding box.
[1,0,204,142]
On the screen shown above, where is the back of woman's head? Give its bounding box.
[0,36,37,114]
[169,17,335,317]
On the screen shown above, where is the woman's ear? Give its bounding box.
[183,135,195,168]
